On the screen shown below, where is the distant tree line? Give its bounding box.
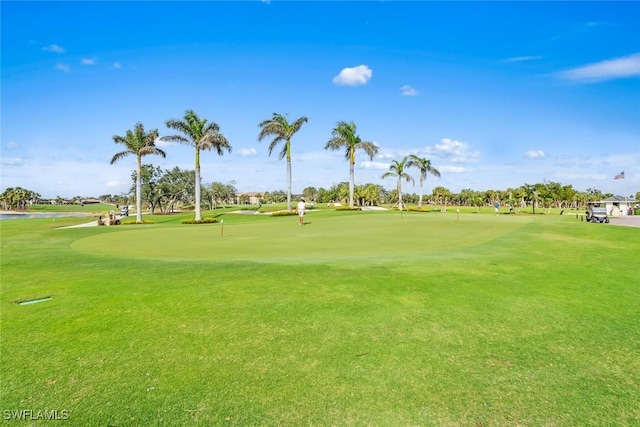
[129,165,237,213]
[297,181,632,212]
[3,181,638,213]
[3,109,637,215]
[0,187,41,211]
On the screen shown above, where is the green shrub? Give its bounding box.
[181,217,218,224]
[335,206,362,211]
[271,210,297,217]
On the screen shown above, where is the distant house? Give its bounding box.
[236,192,263,205]
[81,198,101,205]
[597,195,636,217]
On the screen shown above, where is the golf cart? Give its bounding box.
[120,205,129,216]
[586,203,609,223]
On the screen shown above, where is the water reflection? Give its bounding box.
[0,212,94,220]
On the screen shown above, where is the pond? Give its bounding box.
[0,212,94,220]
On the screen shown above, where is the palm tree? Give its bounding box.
[382,156,414,212]
[258,113,308,211]
[111,123,166,223]
[407,155,440,208]
[432,186,451,212]
[162,110,231,221]
[325,121,378,208]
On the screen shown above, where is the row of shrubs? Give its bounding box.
[121,219,155,225]
[181,217,218,224]
[335,206,362,211]
[271,210,298,217]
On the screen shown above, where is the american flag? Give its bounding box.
[614,171,625,180]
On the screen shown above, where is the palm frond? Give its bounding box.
[277,143,288,161]
[111,122,163,161]
[110,150,131,164]
[358,141,379,160]
[408,154,441,179]
[401,173,415,184]
[202,133,232,155]
[159,134,190,144]
[139,146,167,158]
[290,116,309,133]
[381,171,395,179]
[258,113,306,158]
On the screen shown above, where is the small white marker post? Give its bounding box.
[220,219,224,237]
[456,208,460,222]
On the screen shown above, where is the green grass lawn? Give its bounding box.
[27,203,118,213]
[1,209,638,426]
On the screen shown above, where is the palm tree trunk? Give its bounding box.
[136,156,143,223]
[286,159,292,211]
[195,150,202,221]
[195,168,202,221]
[286,141,292,211]
[418,175,424,208]
[349,161,355,208]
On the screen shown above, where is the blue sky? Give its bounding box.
[2,1,639,199]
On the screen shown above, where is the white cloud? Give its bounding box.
[332,65,372,86]
[503,56,542,63]
[440,165,465,173]
[1,157,26,166]
[425,138,480,163]
[5,141,18,150]
[524,149,545,159]
[56,63,70,72]
[238,148,258,157]
[558,52,640,83]
[400,85,418,96]
[1,157,137,198]
[297,151,334,162]
[376,152,395,160]
[155,137,178,148]
[360,160,389,170]
[42,44,65,53]
[113,62,122,69]
[81,58,96,65]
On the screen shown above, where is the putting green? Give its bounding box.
[70,212,532,262]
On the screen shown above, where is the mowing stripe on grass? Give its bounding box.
[69,213,533,262]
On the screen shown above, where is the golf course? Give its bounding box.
[1,207,638,426]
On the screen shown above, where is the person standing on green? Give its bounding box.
[297,199,306,225]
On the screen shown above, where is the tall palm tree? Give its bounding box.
[382,156,414,212]
[432,185,451,212]
[407,155,440,208]
[258,113,308,211]
[111,122,166,223]
[162,110,231,221]
[325,121,378,208]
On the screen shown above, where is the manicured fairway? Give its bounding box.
[1,210,638,426]
[71,211,533,262]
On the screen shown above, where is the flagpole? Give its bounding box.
[625,179,628,207]
[614,171,626,216]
